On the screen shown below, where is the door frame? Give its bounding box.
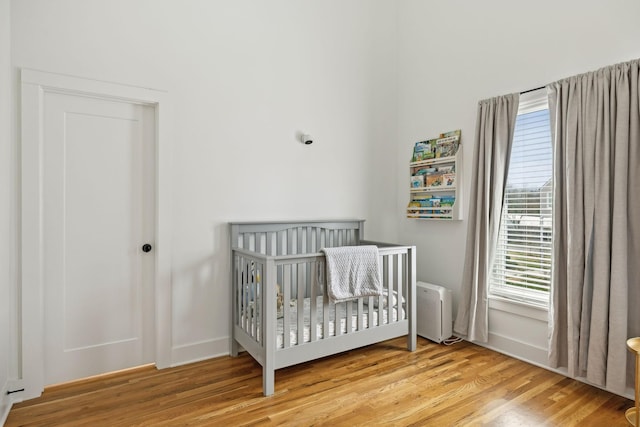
[20,69,173,399]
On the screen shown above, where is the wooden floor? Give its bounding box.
[6,337,632,426]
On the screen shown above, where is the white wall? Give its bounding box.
[1,0,14,421]
[396,0,640,389]
[10,0,399,366]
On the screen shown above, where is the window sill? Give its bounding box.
[488,295,548,322]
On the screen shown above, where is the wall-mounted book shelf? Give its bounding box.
[407,131,462,220]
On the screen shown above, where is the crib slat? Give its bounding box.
[251,263,265,339]
[248,263,254,337]
[283,264,291,349]
[246,259,252,332]
[315,227,321,252]
[385,254,392,324]
[242,260,251,333]
[387,254,393,324]
[240,258,246,331]
[323,288,330,338]
[276,231,283,255]
[396,254,403,321]
[253,233,260,254]
[287,228,294,255]
[250,276,256,337]
[235,256,241,327]
[303,228,311,295]
[297,263,304,345]
[254,262,260,337]
[266,232,273,256]
[251,260,258,336]
[357,299,364,331]
[401,253,407,320]
[310,261,318,342]
[258,232,266,254]
[346,301,353,333]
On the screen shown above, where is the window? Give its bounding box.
[490,90,552,307]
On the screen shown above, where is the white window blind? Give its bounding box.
[490,91,552,307]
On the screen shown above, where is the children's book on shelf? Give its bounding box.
[442,173,455,187]
[429,198,441,214]
[408,196,429,205]
[414,167,436,175]
[411,175,424,188]
[411,140,434,162]
[411,130,461,162]
[426,174,443,187]
[440,196,455,208]
[407,201,421,217]
[436,130,461,158]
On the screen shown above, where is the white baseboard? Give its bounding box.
[0,403,9,427]
[1,380,13,426]
[486,331,548,366]
[169,337,229,368]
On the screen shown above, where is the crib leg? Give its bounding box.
[407,332,416,352]
[263,367,275,396]
[230,337,239,357]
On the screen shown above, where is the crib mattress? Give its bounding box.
[240,296,403,349]
[278,296,403,348]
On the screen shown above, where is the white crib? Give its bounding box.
[230,220,416,396]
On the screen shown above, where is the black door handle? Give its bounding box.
[142,244,152,253]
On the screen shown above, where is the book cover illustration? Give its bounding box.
[407,201,421,217]
[411,130,461,163]
[440,196,455,208]
[435,130,461,158]
[411,140,434,162]
[442,173,455,187]
[426,174,443,187]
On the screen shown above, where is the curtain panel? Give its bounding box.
[454,93,519,342]
[548,58,640,394]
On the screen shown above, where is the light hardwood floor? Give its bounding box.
[6,337,632,426]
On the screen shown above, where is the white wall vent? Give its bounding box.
[416,281,453,343]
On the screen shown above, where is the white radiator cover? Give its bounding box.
[416,281,453,343]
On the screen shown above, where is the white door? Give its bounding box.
[41,91,156,385]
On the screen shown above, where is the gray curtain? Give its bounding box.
[548,58,640,394]
[454,93,519,342]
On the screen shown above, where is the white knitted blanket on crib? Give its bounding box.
[321,245,382,303]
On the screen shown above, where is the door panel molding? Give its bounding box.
[20,69,172,399]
